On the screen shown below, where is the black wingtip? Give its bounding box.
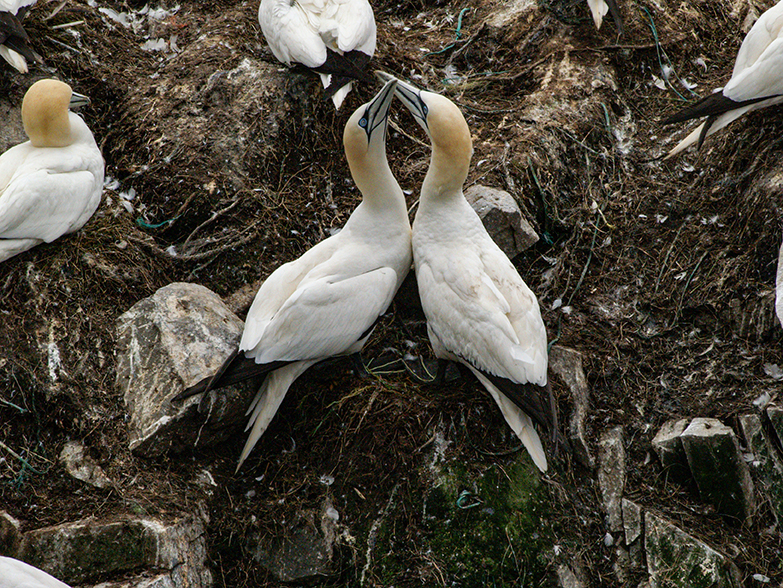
[604,0,624,34]
[314,49,373,84]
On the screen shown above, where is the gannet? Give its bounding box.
[0,0,39,72]
[586,0,623,34]
[776,240,783,329]
[0,79,104,262]
[0,556,71,588]
[379,72,557,473]
[175,79,411,470]
[662,0,783,158]
[258,0,376,109]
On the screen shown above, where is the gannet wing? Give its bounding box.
[244,266,399,363]
[732,5,783,75]
[724,37,783,101]
[329,0,375,55]
[259,0,326,68]
[0,169,99,242]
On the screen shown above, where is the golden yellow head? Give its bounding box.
[22,79,75,148]
[418,90,473,168]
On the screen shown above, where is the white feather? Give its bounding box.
[0,556,71,588]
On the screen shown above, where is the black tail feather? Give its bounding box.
[173,349,290,401]
[662,92,777,125]
[604,0,624,34]
[0,10,37,65]
[313,48,374,86]
[479,369,558,433]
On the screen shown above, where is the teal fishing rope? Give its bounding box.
[641,7,698,102]
[426,7,471,56]
[136,216,179,229]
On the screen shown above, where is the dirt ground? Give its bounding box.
[1,0,782,586]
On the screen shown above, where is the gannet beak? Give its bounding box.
[361,78,397,142]
[375,71,428,130]
[69,91,90,110]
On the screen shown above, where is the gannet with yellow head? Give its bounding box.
[258,0,376,109]
[176,79,412,471]
[379,72,557,473]
[0,0,40,72]
[0,79,104,262]
[663,1,783,158]
[0,556,71,588]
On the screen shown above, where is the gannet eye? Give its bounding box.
[421,103,428,115]
[359,118,368,128]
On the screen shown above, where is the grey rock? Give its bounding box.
[651,418,691,484]
[59,441,113,489]
[621,499,642,546]
[549,346,594,468]
[251,501,343,583]
[728,292,777,342]
[556,563,586,588]
[0,510,21,555]
[767,403,783,443]
[116,282,252,457]
[464,185,539,259]
[14,511,211,587]
[738,414,783,523]
[598,426,625,532]
[645,511,741,588]
[680,418,755,524]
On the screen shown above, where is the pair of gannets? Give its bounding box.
[0,79,104,262]
[182,77,556,473]
[258,0,376,109]
[663,0,783,158]
[176,79,412,471]
[0,0,39,72]
[0,556,71,588]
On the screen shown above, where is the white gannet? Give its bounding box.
[0,0,39,73]
[663,0,783,158]
[379,72,557,473]
[258,0,376,109]
[0,556,71,588]
[175,79,412,471]
[0,79,105,262]
[586,0,623,34]
[777,239,783,328]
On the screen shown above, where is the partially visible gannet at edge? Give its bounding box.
[0,556,71,588]
[0,79,104,262]
[379,73,557,473]
[776,240,783,328]
[586,0,623,34]
[258,0,376,109]
[662,0,783,158]
[0,0,40,72]
[175,79,411,471]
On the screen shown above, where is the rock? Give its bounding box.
[0,511,21,555]
[549,346,594,468]
[59,441,113,489]
[728,293,777,342]
[116,282,252,457]
[680,418,755,524]
[645,511,741,588]
[767,403,783,443]
[651,418,691,484]
[14,511,211,587]
[738,414,783,523]
[598,426,625,532]
[621,499,642,546]
[0,94,27,153]
[556,563,586,588]
[251,501,344,583]
[464,185,539,259]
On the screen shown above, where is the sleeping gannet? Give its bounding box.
[0,79,104,262]
[0,556,71,588]
[378,73,557,473]
[258,0,376,109]
[0,0,39,72]
[175,79,411,470]
[663,0,783,158]
[586,0,623,34]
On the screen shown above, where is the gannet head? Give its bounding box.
[22,79,90,148]
[378,72,472,190]
[343,78,396,181]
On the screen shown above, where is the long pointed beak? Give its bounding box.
[375,71,428,130]
[69,91,90,110]
[362,78,397,142]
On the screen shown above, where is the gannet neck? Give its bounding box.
[419,92,472,202]
[22,79,75,148]
[343,79,404,210]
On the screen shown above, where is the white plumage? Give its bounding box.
[0,79,104,262]
[776,239,783,329]
[586,0,623,33]
[381,73,556,473]
[0,556,71,588]
[176,79,411,470]
[258,0,376,109]
[0,0,38,73]
[664,0,783,158]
